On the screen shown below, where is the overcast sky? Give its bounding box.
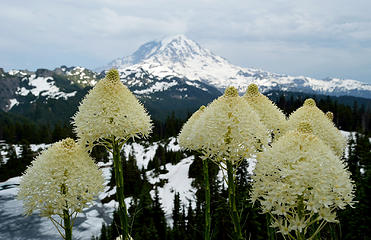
[1,0,371,84]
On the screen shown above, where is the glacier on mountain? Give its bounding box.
[100,34,371,99]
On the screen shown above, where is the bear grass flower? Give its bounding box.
[288,98,347,157]
[17,138,104,240]
[184,86,267,239]
[243,83,288,141]
[250,122,355,239]
[72,69,152,150]
[178,105,212,240]
[191,86,268,164]
[178,105,206,151]
[72,69,152,240]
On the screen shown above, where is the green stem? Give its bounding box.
[63,209,72,240]
[112,138,129,239]
[266,215,275,240]
[227,161,244,240]
[296,196,305,240]
[61,183,72,240]
[203,158,211,240]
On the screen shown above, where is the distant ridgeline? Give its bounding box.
[0,89,370,144]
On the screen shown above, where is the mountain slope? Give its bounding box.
[100,35,371,99]
[0,66,221,122]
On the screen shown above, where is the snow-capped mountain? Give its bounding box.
[100,34,371,99]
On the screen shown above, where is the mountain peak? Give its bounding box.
[98,34,220,72]
[97,36,371,99]
[160,34,189,45]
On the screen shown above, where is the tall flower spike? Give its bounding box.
[188,87,268,240]
[72,68,152,239]
[287,98,346,157]
[250,125,355,238]
[72,68,152,150]
[179,105,212,240]
[192,86,268,163]
[178,105,206,150]
[243,84,288,141]
[17,138,104,239]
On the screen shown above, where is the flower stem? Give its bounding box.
[61,183,72,240]
[203,158,211,240]
[112,138,129,239]
[227,161,244,240]
[266,215,275,240]
[63,209,72,240]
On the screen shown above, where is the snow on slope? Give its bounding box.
[133,80,178,95]
[9,72,77,104]
[101,35,371,98]
[0,138,194,240]
[147,156,195,223]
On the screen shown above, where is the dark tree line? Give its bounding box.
[276,94,371,133]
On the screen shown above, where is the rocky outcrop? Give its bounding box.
[0,73,20,111]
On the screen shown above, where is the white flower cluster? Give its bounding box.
[72,69,152,149]
[179,86,268,164]
[243,84,288,141]
[288,98,347,157]
[18,138,104,217]
[178,105,206,150]
[250,123,355,235]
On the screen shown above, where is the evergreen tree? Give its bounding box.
[99,224,108,240]
[152,186,167,240]
[129,174,160,240]
[0,145,18,181]
[186,201,195,240]
[172,192,182,239]
[339,133,371,239]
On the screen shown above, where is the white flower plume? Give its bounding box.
[243,83,288,141]
[250,123,355,234]
[72,69,152,149]
[17,138,104,217]
[178,105,206,150]
[190,86,268,163]
[287,98,346,157]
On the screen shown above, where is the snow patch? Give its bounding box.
[147,156,196,219]
[133,80,178,95]
[7,98,19,110]
[16,75,77,100]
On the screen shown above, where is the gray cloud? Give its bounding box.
[0,0,370,83]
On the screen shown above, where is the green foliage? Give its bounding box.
[338,133,371,239]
